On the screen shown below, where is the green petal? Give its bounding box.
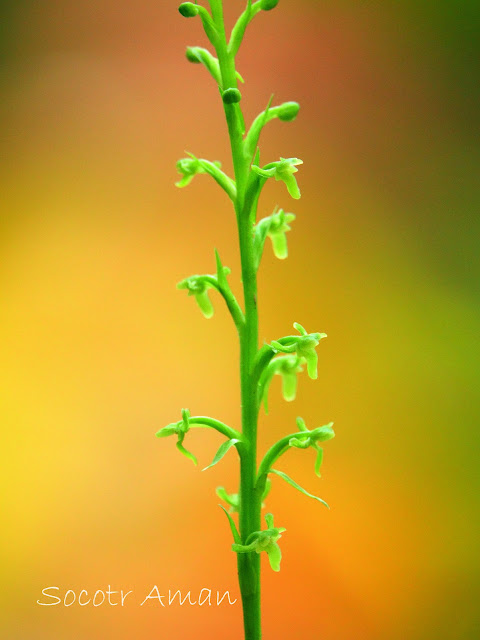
[175,174,195,188]
[176,440,198,466]
[281,369,297,402]
[266,541,282,572]
[270,468,329,508]
[310,423,335,442]
[270,231,288,259]
[296,416,308,431]
[264,513,274,529]
[314,444,324,478]
[303,348,318,379]
[155,424,178,438]
[181,408,191,431]
[282,173,301,199]
[195,289,214,318]
[202,438,240,471]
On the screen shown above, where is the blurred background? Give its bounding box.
[1,1,479,638]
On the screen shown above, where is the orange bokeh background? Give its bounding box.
[1,1,479,638]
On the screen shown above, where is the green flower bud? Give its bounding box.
[277,101,300,122]
[185,46,202,63]
[222,88,242,104]
[178,2,199,18]
[260,0,280,10]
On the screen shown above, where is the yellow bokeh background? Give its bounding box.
[1,1,479,638]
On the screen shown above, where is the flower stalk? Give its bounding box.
[158,2,334,638]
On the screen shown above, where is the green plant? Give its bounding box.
[157,2,334,638]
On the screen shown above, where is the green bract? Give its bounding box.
[159,3,334,638]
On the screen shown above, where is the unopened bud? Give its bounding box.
[222,88,242,104]
[186,46,201,63]
[278,101,300,122]
[178,2,199,18]
[260,0,280,10]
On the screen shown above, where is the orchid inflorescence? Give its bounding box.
[157,2,334,637]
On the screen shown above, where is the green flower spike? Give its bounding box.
[156,408,197,466]
[271,322,327,380]
[251,157,303,200]
[177,266,231,319]
[232,513,286,572]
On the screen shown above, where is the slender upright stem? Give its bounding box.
[209,1,262,637]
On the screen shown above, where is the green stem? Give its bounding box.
[188,416,243,442]
[209,1,262,638]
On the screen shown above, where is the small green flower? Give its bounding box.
[271,323,327,380]
[175,156,202,187]
[251,157,303,199]
[177,266,231,319]
[253,208,296,267]
[266,209,296,259]
[232,513,286,572]
[260,355,303,413]
[156,408,197,465]
[290,417,334,477]
[176,155,223,188]
[177,276,214,318]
